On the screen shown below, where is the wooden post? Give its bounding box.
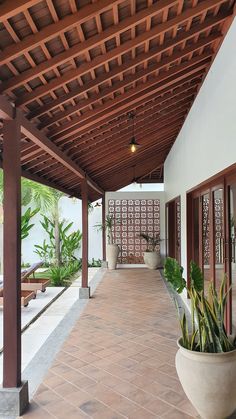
[3,110,21,388]
[102,194,106,261]
[80,180,90,298]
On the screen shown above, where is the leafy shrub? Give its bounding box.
[88,258,102,267]
[21,207,39,240]
[48,260,81,286]
[34,215,82,265]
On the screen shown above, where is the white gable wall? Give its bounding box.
[164,17,236,273]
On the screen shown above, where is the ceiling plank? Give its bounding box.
[27,17,222,120]
[49,56,210,141]
[1,0,178,94]
[0,0,125,65]
[0,96,103,195]
[0,0,40,20]
[20,115,104,195]
[13,4,229,107]
[39,34,220,129]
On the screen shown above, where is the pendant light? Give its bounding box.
[128,112,140,153]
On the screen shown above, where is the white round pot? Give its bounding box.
[143,251,161,269]
[107,244,119,270]
[176,339,236,419]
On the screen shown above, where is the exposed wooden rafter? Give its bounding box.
[0,0,235,197]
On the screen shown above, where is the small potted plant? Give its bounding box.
[139,232,161,269]
[95,214,119,270]
[164,257,236,419]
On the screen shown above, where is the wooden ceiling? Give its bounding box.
[0,0,235,200]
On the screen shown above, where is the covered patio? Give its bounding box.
[1,0,236,417]
[22,268,197,419]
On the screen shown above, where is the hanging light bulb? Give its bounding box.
[128,112,140,153]
[129,137,140,153]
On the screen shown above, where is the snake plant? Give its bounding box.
[164,257,236,353]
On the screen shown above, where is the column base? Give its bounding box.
[0,380,29,416]
[79,286,90,299]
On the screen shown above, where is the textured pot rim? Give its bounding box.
[107,243,119,247]
[177,337,236,361]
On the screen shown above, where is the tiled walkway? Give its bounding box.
[22,269,198,419]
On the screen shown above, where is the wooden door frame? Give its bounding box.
[186,170,236,332]
[166,196,181,263]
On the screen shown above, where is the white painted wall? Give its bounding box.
[164,17,236,273]
[22,197,103,264]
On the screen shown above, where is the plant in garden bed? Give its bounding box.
[163,257,236,419]
[88,258,102,267]
[34,215,82,266]
[48,259,81,286]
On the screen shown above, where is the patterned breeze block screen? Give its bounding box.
[108,198,160,264]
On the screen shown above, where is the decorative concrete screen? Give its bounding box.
[203,196,224,265]
[108,198,160,264]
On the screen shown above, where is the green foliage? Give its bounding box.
[34,215,82,265]
[21,207,40,240]
[61,229,82,264]
[164,257,235,353]
[164,257,186,293]
[139,232,162,252]
[34,239,53,266]
[88,258,102,267]
[48,260,81,286]
[95,214,117,244]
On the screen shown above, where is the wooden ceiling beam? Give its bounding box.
[87,120,185,176]
[20,81,197,168]
[49,56,210,141]
[1,0,178,95]
[0,95,14,120]
[32,105,189,176]
[0,0,125,66]
[13,5,229,108]
[54,72,203,151]
[27,17,222,120]
[0,0,40,20]
[62,78,201,153]
[19,113,104,195]
[40,34,220,129]
[96,142,174,186]
[72,98,192,164]
[0,96,103,195]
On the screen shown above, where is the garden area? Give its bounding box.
[0,170,101,288]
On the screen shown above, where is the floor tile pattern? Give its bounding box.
[21,269,198,418]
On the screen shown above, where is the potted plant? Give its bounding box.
[164,257,236,419]
[140,233,161,269]
[95,214,119,270]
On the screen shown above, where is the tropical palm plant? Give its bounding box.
[95,214,116,244]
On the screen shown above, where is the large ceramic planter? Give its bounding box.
[143,251,161,269]
[107,244,119,270]
[176,338,236,419]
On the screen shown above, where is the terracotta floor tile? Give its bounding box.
[144,397,174,416]
[79,398,109,415]
[22,269,198,418]
[128,406,160,419]
[161,407,196,418]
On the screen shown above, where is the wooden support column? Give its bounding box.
[79,180,90,298]
[3,110,22,388]
[102,194,106,262]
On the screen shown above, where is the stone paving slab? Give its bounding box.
[20,269,199,419]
